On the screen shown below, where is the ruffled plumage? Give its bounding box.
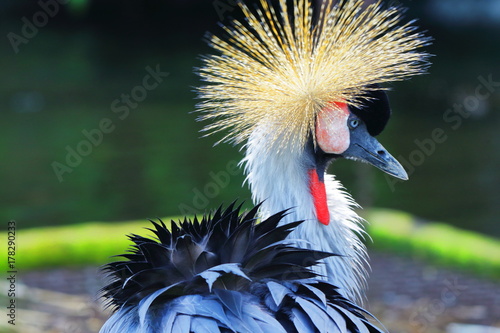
[100,203,384,332]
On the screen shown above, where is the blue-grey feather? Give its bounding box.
[302,284,328,308]
[138,286,172,327]
[99,204,386,333]
[266,281,291,309]
[190,317,221,333]
[241,303,287,333]
[334,305,371,333]
[296,297,330,332]
[214,289,244,318]
[326,306,348,332]
[292,307,317,333]
[199,270,221,291]
[171,315,191,333]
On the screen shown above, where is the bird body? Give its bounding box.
[100,205,384,333]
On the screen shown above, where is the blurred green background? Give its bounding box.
[1,0,499,238]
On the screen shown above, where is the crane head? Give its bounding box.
[196,0,430,157]
[316,87,408,180]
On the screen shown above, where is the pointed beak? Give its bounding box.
[343,129,408,181]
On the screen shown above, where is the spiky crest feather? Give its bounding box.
[196,0,429,152]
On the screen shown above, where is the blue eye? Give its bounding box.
[349,119,359,129]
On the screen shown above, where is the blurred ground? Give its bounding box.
[2,250,499,333]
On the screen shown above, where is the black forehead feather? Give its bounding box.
[350,85,391,137]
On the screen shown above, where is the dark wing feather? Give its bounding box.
[100,203,385,333]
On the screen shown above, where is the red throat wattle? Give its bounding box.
[308,169,330,225]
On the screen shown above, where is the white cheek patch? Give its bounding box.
[316,102,350,154]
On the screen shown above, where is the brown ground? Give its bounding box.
[2,250,499,333]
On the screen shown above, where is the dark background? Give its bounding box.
[1,0,499,237]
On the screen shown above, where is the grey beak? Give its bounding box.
[343,126,408,180]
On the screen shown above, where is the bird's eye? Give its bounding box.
[349,119,359,129]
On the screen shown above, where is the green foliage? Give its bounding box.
[1,219,172,272]
[365,209,500,279]
[2,210,500,281]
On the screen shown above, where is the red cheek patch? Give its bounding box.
[316,102,350,154]
[308,169,330,225]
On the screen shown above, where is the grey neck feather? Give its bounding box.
[241,127,368,303]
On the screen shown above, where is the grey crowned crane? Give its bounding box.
[99,0,430,331]
[196,0,430,302]
[100,204,385,332]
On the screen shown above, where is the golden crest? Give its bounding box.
[196,0,430,152]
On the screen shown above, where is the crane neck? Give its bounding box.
[241,127,368,303]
